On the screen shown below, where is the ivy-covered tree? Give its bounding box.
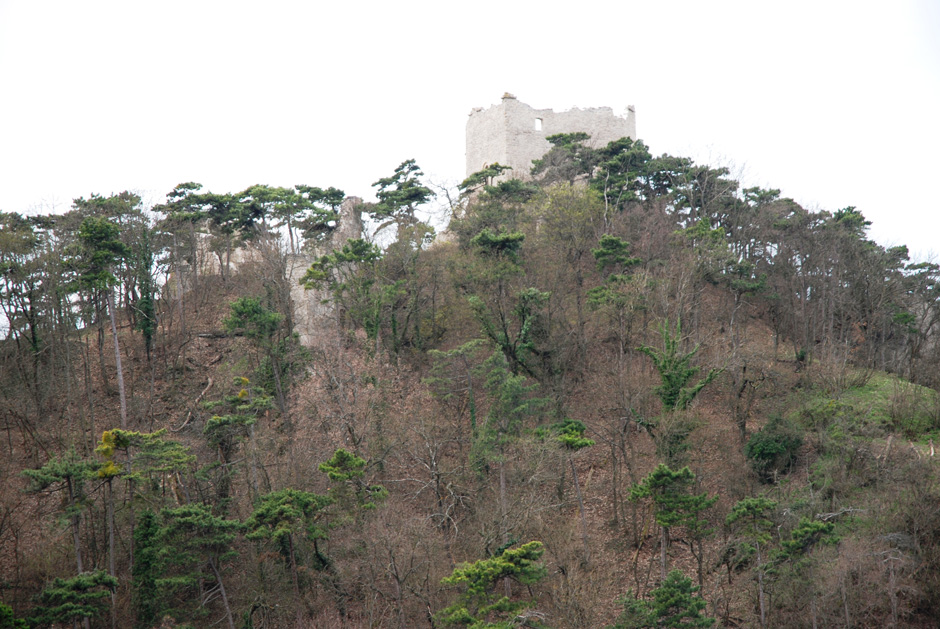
[476,353,546,554]
[224,296,289,413]
[132,510,160,629]
[638,319,721,412]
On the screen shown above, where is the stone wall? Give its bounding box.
[288,196,364,346]
[164,197,364,347]
[466,93,636,180]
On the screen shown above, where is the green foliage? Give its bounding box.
[607,570,714,628]
[157,503,239,586]
[531,132,598,184]
[460,163,512,194]
[319,448,388,512]
[551,418,595,450]
[607,591,652,629]
[630,464,716,533]
[132,510,161,629]
[592,234,641,273]
[29,570,118,627]
[778,517,836,561]
[726,497,777,545]
[294,185,345,245]
[648,570,714,628]
[76,215,128,291]
[478,354,545,451]
[245,488,333,552]
[587,234,646,330]
[470,229,526,264]
[638,319,721,411]
[589,137,654,211]
[793,372,940,440]
[204,414,256,458]
[371,159,433,224]
[299,238,398,341]
[224,297,284,344]
[0,602,27,629]
[483,179,540,204]
[130,221,158,357]
[21,449,100,518]
[95,429,194,501]
[470,288,549,378]
[438,541,547,628]
[744,417,802,482]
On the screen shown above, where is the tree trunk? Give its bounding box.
[660,525,668,582]
[107,290,128,428]
[269,350,287,416]
[570,457,591,565]
[288,533,304,628]
[756,541,767,629]
[106,479,116,629]
[67,479,91,629]
[499,454,511,598]
[208,557,236,629]
[96,301,112,395]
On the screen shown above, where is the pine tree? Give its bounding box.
[77,215,130,428]
[22,450,100,577]
[245,488,332,627]
[438,541,547,628]
[630,464,716,581]
[649,570,715,628]
[319,448,388,520]
[726,497,777,628]
[29,571,118,628]
[0,602,27,629]
[157,503,240,629]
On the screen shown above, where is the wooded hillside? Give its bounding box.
[2,135,939,628]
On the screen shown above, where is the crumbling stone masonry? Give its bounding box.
[288,196,364,346]
[466,93,636,180]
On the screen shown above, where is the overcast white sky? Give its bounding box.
[1,1,938,258]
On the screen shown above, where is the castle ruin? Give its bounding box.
[466,93,636,180]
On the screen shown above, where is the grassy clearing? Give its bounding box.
[789,370,940,442]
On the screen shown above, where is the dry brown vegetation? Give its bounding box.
[2,148,940,628]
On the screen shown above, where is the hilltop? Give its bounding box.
[1,134,939,628]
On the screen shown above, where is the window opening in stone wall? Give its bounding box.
[534,118,542,131]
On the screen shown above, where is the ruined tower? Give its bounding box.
[466,93,636,180]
